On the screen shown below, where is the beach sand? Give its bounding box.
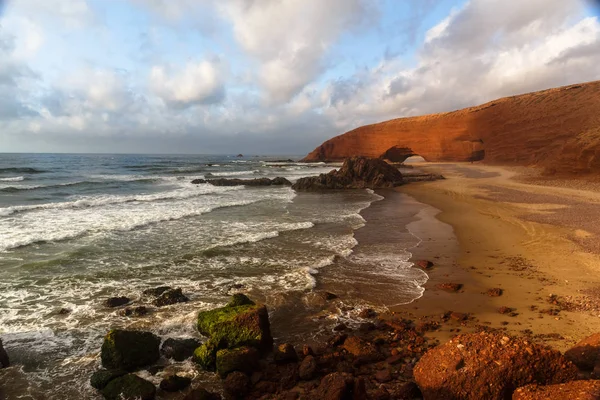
[392,162,600,351]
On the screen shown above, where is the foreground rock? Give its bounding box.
[152,288,189,307]
[101,329,161,371]
[191,177,291,186]
[161,338,202,361]
[513,380,600,400]
[414,332,578,400]
[104,296,130,308]
[292,156,404,191]
[565,333,600,371]
[101,374,156,400]
[90,369,127,390]
[159,374,192,392]
[0,339,9,368]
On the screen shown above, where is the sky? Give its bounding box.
[0,0,599,155]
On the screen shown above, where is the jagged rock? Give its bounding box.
[0,339,9,368]
[513,380,600,399]
[196,296,273,352]
[159,374,191,392]
[143,286,171,297]
[191,177,292,186]
[274,343,299,364]
[118,306,149,317]
[299,355,317,380]
[90,369,127,390]
[104,296,130,308]
[101,374,156,400]
[223,371,250,399]
[565,333,600,371]
[342,336,381,362]
[487,288,504,297]
[292,157,404,191]
[216,346,260,377]
[152,288,189,307]
[414,332,578,400]
[313,372,366,400]
[161,338,202,361]
[183,387,221,400]
[101,329,161,371]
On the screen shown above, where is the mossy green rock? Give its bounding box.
[90,368,127,390]
[196,300,272,352]
[101,374,156,400]
[101,329,161,371]
[216,346,260,377]
[193,340,218,371]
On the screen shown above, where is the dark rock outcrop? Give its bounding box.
[513,380,600,400]
[216,346,260,377]
[414,332,578,400]
[104,296,130,308]
[0,339,9,368]
[314,372,367,400]
[143,286,171,297]
[223,371,250,398]
[90,369,127,390]
[118,306,149,317]
[191,177,291,186]
[183,387,221,400]
[161,338,202,361]
[101,374,156,400]
[273,343,298,364]
[152,288,189,307]
[565,333,600,371]
[292,157,404,191]
[101,329,161,371]
[159,374,192,392]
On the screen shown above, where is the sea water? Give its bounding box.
[0,153,427,399]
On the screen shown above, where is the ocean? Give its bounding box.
[0,153,428,399]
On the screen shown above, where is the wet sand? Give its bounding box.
[392,162,600,351]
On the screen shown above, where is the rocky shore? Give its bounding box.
[82,291,600,400]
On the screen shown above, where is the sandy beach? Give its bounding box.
[393,162,600,351]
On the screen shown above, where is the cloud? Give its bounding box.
[219,0,374,103]
[149,59,226,109]
[3,0,95,29]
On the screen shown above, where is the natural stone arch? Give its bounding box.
[379,146,419,163]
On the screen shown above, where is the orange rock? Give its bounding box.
[303,81,600,175]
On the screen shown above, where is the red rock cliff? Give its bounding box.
[303,81,600,175]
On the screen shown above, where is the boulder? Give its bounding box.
[101,329,161,371]
[191,177,291,187]
[159,374,192,392]
[0,339,9,368]
[196,298,273,352]
[342,336,381,362]
[299,355,317,380]
[216,346,260,377]
[292,157,404,191]
[565,333,600,370]
[193,340,219,371]
[104,296,130,308]
[227,293,255,307]
[435,283,463,292]
[414,260,434,270]
[513,380,600,399]
[90,369,127,390]
[161,338,202,361]
[101,374,156,400]
[414,332,578,400]
[313,372,367,400]
[118,306,149,317]
[152,288,189,307]
[143,286,171,297]
[223,371,250,398]
[274,343,299,364]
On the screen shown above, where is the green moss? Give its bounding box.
[192,341,218,371]
[101,374,156,400]
[216,346,259,378]
[101,329,161,371]
[196,304,256,335]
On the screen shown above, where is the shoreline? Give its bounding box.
[392,162,600,350]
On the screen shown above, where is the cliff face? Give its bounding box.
[303,81,600,175]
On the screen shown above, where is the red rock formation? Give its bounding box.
[303,80,600,175]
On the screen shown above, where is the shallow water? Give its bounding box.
[0,153,428,399]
